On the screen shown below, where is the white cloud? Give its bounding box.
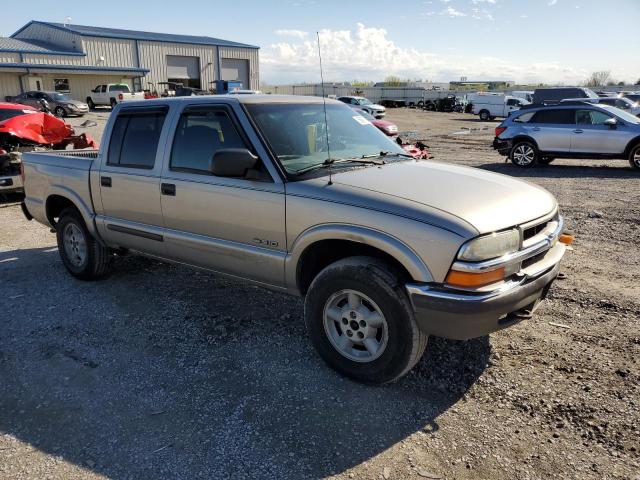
[548,0,558,5]
[442,6,466,16]
[261,23,594,86]
[471,8,494,20]
[274,29,309,39]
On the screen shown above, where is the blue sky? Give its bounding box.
[2,0,639,85]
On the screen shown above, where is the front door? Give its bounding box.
[159,104,286,287]
[95,106,169,256]
[572,109,630,155]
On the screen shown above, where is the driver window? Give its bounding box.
[170,108,261,178]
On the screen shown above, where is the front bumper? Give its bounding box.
[407,257,561,340]
[492,137,512,156]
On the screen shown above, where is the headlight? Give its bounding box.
[458,229,520,261]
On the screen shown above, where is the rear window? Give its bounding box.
[108,84,131,93]
[107,108,167,169]
[0,109,37,122]
[531,109,575,124]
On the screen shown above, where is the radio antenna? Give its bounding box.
[317,31,333,185]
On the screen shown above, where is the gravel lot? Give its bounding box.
[0,108,638,480]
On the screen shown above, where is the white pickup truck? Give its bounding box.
[86,84,144,110]
[472,94,529,121]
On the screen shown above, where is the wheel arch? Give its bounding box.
[511,135,540,151]
[623,136,640,158]
[45,187,99,238]
[286,224,433,295]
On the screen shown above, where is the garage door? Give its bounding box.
[221,59,249,90]
[166,55,200,80]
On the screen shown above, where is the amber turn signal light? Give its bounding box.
[559,234,574,245]
[445,267,505,288]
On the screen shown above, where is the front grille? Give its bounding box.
[521,251,546,269]
[523,221,549,241]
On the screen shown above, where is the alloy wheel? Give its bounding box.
[323,289,389,363]
[63,223,87,268]
[513,144,535,166]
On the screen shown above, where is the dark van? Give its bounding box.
[532,87,598,105]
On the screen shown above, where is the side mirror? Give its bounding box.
[210,148,259,177]
[604,118,617,128]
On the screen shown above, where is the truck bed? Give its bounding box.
[22,149,99,228]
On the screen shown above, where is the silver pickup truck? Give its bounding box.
[21,95,570,384]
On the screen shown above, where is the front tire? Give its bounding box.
[87,97,95,110]
[629,144,640,169]
[56,208,112,280]
[510,140,539,167]
[304,257,428,384]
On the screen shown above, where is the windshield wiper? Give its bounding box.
[292,151,412,175]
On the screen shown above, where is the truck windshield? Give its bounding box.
[245,103,405,174]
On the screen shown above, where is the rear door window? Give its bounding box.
[107,108,167,169]
[531,109,575,124]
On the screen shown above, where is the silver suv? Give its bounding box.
[493,103,640,169]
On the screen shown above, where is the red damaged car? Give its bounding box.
[0,102,96,194]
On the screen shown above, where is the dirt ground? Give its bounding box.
[0,108,638,480]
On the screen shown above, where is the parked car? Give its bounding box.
[337,96,386,118]
[352,108,398,136]
[622,93,640,104]
[531,87,599,105]
[86,84,145,110]
[21,95,570,384]
[473,95,530,121]
[7,91,89,117]
[560,96,640,117]
[492,102,640,169]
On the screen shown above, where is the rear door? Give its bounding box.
[526,109,575,152]
[571,109,630,154]
[95,105,170,256]
[159,102,286,287]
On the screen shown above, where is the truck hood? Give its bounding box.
[326,160,557,234]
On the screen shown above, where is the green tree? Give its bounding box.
[384,75,404,87]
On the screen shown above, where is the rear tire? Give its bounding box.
[56,208,112,280]
[479,110,490,121]
[54,106,66,118]
[110,98,117,110]
[510,140,539,167]
[304,256,428,384]
[629,144,640,169]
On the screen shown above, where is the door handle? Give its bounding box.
[161,183,176,196]
[573,129,583,134]
[100,176,112,187]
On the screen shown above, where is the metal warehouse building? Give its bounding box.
[0,20,259,101]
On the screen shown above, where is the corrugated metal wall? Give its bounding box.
[13,23,82,53]
[82,36,135,68]
[138,41,218,91]
[0,73,22,99]
[219,47,259,90]
[22,54,84,66]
